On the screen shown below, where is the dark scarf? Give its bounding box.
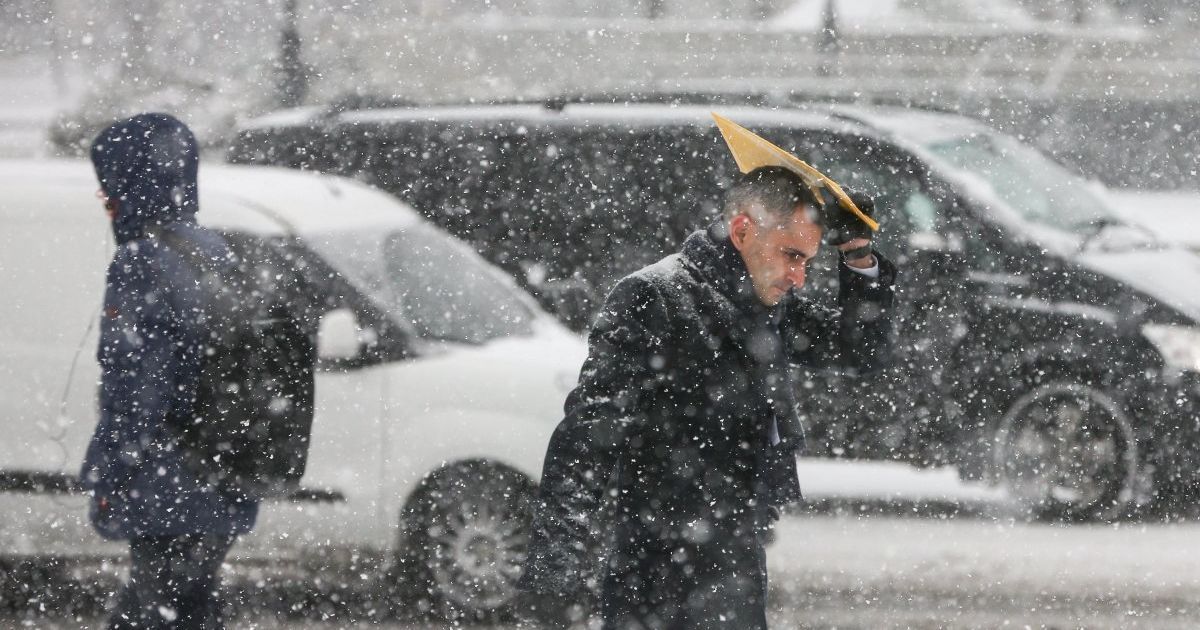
[680,219,806,453]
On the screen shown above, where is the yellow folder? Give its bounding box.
[712,112,879,232]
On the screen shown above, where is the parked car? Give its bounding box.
[231,100,1200,520]
[1108,189,1200,254]
[0,159,586,618]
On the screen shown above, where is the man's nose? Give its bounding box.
[785,265,806,288]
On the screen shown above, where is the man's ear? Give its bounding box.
[729,214,752,252]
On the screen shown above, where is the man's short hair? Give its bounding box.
[723,166,822,227]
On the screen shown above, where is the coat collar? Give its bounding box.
[680,218,806,453]
[680,218,771,322]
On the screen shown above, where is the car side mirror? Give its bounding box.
[317,307,362,361]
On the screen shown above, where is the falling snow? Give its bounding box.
[3,0,1200,628]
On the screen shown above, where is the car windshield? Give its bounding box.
[306,224,535,344]
[924,132,1123,234]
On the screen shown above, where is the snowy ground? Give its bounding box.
[766,513,1200,629]
[9,459,1200,628]
[19,511,1200,628]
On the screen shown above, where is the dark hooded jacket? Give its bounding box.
[80,113,258,539]
[521,221,896,629]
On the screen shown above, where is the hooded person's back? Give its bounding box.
[81,113,258,540]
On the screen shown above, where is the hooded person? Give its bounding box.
[517,141,897,627]
[81,113,257,629]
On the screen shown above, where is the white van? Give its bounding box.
[0,160,586,616]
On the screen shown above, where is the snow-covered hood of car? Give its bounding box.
[1077,247,1200,324]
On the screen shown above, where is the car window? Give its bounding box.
[924,132,1119,233]
[229,127,340,173]
[812,137,943,253]
[370,125,502,218]
[225,233,410,366]
[213,234,312,332]
[901,189,940,233]
[362,124,526,281]
[811,136,1016,273]
[383,224,535,344]
[494,125,733,291]
[256,231,417,368]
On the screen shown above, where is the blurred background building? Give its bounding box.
[2,0,1199,188]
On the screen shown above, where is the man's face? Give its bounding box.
[97,189,117,221]
[729,203,823,306]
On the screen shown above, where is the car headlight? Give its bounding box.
[1141,323,1200,372]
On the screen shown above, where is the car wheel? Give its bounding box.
[404,459,534,621]
[991,380,1138,521]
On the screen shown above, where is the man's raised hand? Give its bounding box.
[821,188,876,265]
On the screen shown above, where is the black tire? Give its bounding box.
[402,460,534,621]
[991,380,1139,521]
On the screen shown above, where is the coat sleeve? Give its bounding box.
[520,276,670,596]
[80,243,201,497]
[782,251,897,374]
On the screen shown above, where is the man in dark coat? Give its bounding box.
[519,166,896,629]
[81,113,257,629]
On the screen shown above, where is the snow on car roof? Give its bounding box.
[335,101,866,137]
[0,160,418,239]
[831,105,989,145]
[236,105,325,131]
[340,103,556,126]
[200,164,419,238]
[769,0,1036,34]
[559,103,851,130]
[0,158,96,185]
[0,159,287,236]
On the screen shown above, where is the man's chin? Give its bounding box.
[762,289,787,306]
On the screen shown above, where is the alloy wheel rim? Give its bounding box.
[996,384,1135,516]
[430,491,529,610]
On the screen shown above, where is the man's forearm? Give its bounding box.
[837,252,896,373]
[837,237,874,269]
